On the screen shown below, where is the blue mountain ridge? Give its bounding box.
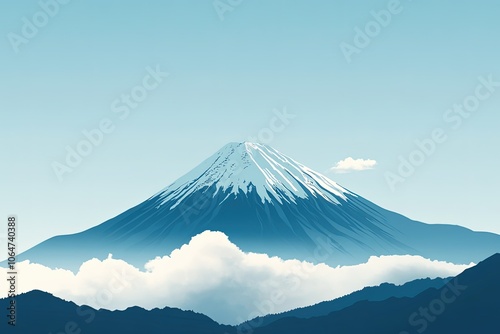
[243,277,451,329]
[252,253,500,334]
[9,142,500,271]
[0,290,232,333]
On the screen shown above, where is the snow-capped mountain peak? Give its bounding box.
[17,141,500,272]
[155,142,351,208]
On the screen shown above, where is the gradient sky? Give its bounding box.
[1,0,499,252]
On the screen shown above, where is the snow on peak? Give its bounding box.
[154,142,351,208]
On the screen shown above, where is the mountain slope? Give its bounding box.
[253,253,500,334]
[12,142,500,270]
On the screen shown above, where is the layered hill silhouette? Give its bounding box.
[2,253,498,333]
[244,277,451,328]
[11,142,500,271]
[252,253,500,334]
[0,290,232,334]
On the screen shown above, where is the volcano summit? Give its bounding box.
[16,142,500,270]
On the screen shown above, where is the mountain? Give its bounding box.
[12,142,500,270]
[0,290,232,334]
[244,277,451,328]
[252,253,500,334]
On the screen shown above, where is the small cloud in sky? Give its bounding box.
[331,157,377,173]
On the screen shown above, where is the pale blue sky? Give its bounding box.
[1,0,499,251]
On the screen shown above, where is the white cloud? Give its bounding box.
[1,231,472,325]
[330,157,377,173]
